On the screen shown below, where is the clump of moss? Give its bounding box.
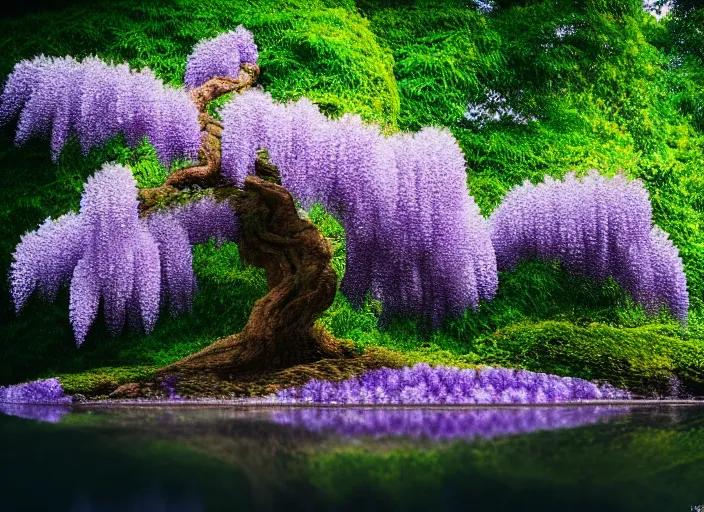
[476,321,704,396]
[58,366,157,396]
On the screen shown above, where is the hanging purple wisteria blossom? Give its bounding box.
[489,171,689,323]
[147,211,196,316]
[0,55,200,166]
[9,211,86,313]
[274,364,631,405]
[272,406,631,440]
[220,89,498,324]
[76,163,142,337]
[184,26,259,89]
[128,225,163,334]
[9,164,239,345]
[168,195,240,246]
[0,377,72,405]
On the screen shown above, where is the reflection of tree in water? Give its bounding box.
[48,404,635,511]
[2,405,704,511]
[72,490,203,512]
[38,405,631,510]
[60,407,335,512]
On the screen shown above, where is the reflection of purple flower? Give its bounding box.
[272,406,631,440]
[0,403,71,423]
[0,377,72,404]
[275,364,631,405]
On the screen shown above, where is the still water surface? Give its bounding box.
[1,404,703,511]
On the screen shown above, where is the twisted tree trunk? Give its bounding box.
[138,65,349,374]
[235,176,345,367]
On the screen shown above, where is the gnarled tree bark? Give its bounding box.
[235,176,345,367]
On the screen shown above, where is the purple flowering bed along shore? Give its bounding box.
[272,406,632,440]
[274,364,631,405]
[0,377,72,405]
[0,364,629,415]
[0,378,72,422]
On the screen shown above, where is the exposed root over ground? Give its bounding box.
[110,345,406,399]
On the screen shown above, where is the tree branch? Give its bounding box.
[189,63,259,113]
[137,64,259,212]
[134,62,347,372]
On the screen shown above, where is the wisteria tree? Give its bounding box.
[2,27,498,375]
[489,171,689,324]
[2,26,689,381]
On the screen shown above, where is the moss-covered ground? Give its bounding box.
[1,0,704,397]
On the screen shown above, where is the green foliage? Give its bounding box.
[475,320,704,395]
[304,417,704,511]
[366,5,501,130]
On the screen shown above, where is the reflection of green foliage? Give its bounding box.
[1,0,704,395]
[4,404,703,510]
[304,410,704,510]
[0,415,253,510]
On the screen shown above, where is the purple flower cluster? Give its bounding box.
[221,89,498,323]
[274,364,631,405]
[10,164,238,345]
[160,375,183,400]
[70,164,147,340]
[9,211,86,313]
[168,195,239,246]
[142,196,238,317]
[272,406,631,440]
[0,377,72,405]
[0,55,200,166]
[489,171,689,323]
[146,212,195,316]
[184,26,258,89]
